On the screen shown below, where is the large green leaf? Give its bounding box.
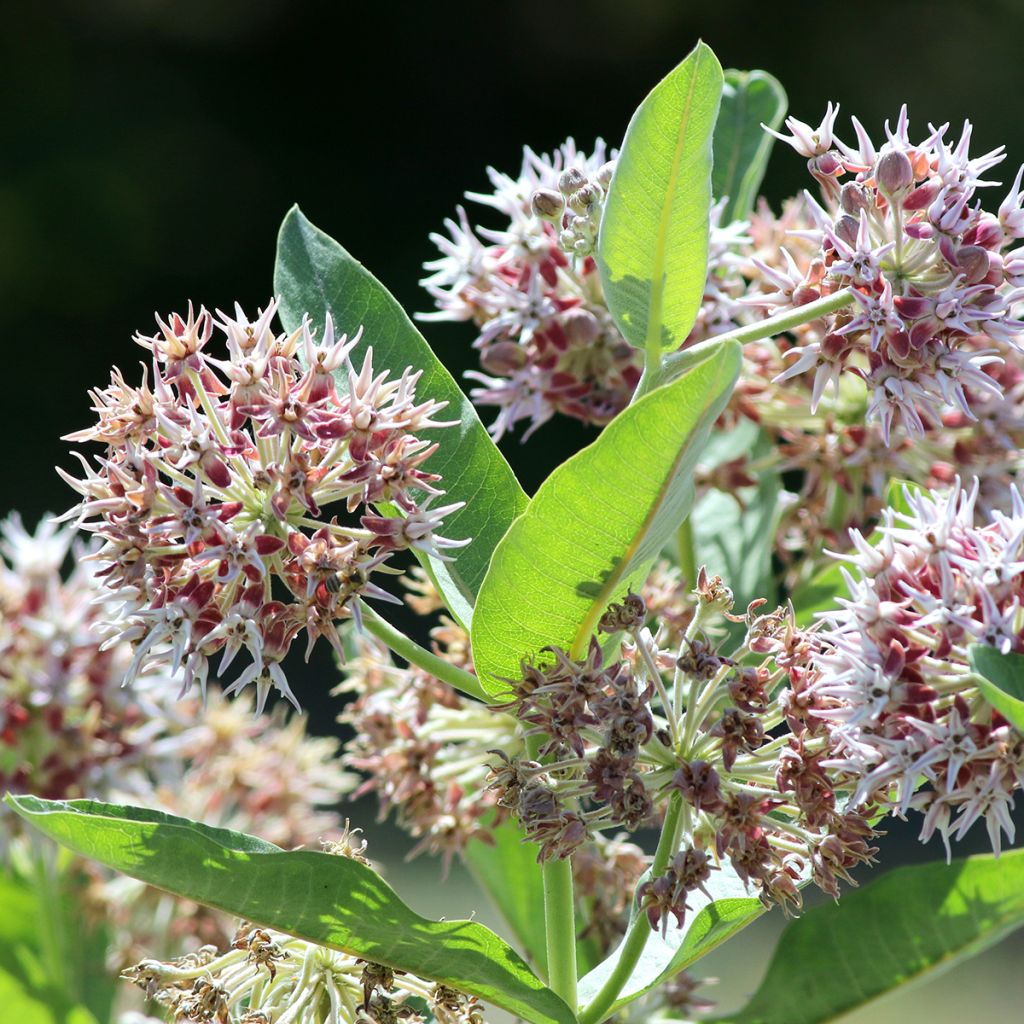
[712,70,787,224]
[713,849,1024,1024]
[471,342,741,695]
[0,867,101,1024]
[598,42,724,355]
[7,797,575,1024]
[691,423,782,619]
[274,207,528,628]
[579,865,763,1017]
[968,645,1024,731]
[463,821,548,974]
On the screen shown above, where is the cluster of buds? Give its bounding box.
[61,301,464,711]
[803,481,1024,856]
[122,923,487,1024]
[488,572,884,927]
[420,140,749,439]
[339,572,670,956]
[764,105,1024,442]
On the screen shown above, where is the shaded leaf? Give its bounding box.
[7,797,575,1024]
[712,70,787,223]
[471,343,741,695]
[598,42,724,354]
[463,821,548,974]
[274,206,528,627]
[968,645,1024,731]
[579,865,763,1017]
[713,849,1024,1024]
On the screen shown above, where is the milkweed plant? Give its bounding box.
[4,41,1024,1024]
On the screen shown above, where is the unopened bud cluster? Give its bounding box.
[61,301,465,711]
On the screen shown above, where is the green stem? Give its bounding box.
[578,794,684,1024]
[659,287,857,383]
[676,518,696,587]
[358,605,491,703]
[543,856,579,1010]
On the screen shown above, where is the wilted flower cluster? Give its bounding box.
[61,301,464,710]
[804,481,1024,856]
[420,140,749,438]
[765,106,1024,441]
[486,570,886,927]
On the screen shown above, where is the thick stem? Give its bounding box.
[358,605,491,703]
[676,518,697,587]
[543,857,579,1010]
[659,287,857,383]
[578,794,684,1024]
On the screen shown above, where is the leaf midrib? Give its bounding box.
[642,45,706,358]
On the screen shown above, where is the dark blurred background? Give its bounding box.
[5,2,1024,1013]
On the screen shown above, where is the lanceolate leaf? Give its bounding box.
[7,797,575,1024]
[713,849,1024,1024]
[691,423,782,619]
[471,342,741,695]
[968,645,1024,731]
[712,70,787,223]
[579,865,763,1017]
[463,820,548,975]
[274,207,528,628]
[598,42,724,355]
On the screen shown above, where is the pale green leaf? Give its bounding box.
[7,797,575,1024]
[274,206,528,628]
[968,645,1024,731]
[714,849,1024,1024]
[598,42,724,354]
[471,342,741,695]
[713,70,787,223]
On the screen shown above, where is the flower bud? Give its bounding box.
[875,149,915,197]
[531,188,564,221]
[834,214,859,247]
[596,161,616,189]
[839,182,870,215]
[568,183,601,214]
[956,245,990,285]
[561,308,601,345]
[480,341,528,375]
[558,167,587,196]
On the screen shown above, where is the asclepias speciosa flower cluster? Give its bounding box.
[4,40,1024,1024]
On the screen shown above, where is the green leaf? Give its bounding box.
[713,849,1024,1024]
[471,342,741,695]
[968,645,1024,730]
[691,423,782,618]
[712,70,787,223]
[463,821,548,974]
[0,867,101,1024]
[7,797,575,1024]
[598,42,724,355]
[579,865,763,1017]
[274,206,528,628]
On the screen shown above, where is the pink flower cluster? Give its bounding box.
[765,106,1024,441]
[803,481,1024,855]
[61,302,464,711]
[420,140,748,439]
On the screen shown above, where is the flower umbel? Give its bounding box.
[60,302,465,711]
